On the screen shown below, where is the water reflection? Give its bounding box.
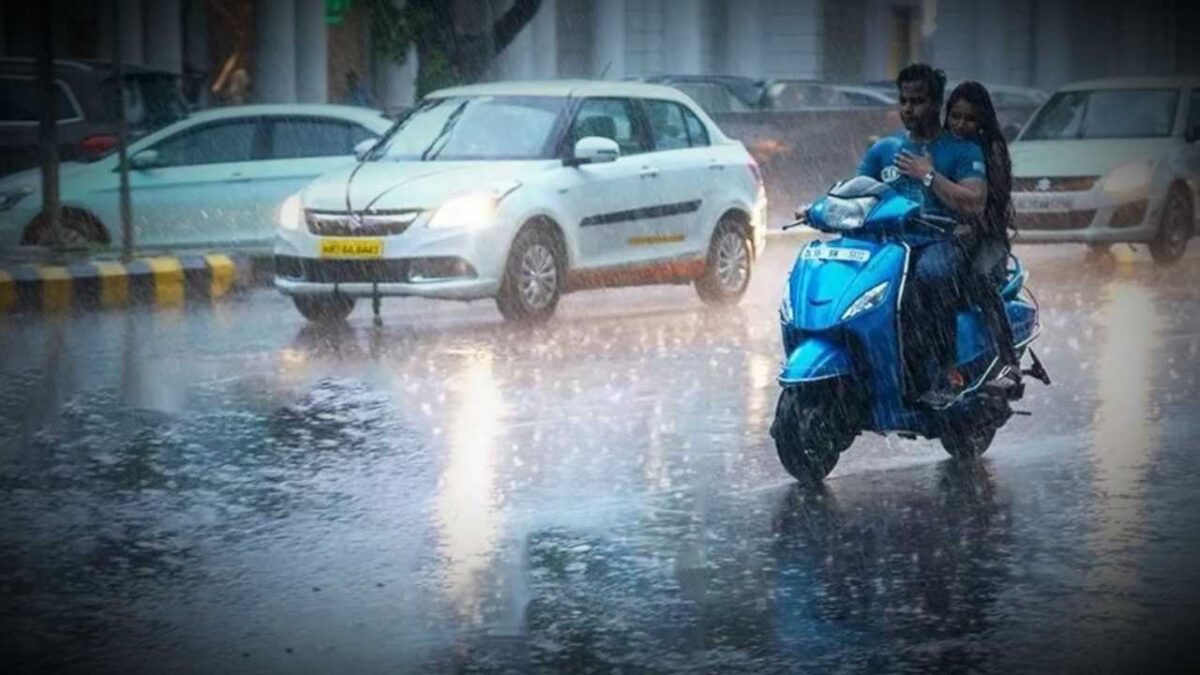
[770,461,1013,671]
[1086,277,1161,603]
[435,349,506,621]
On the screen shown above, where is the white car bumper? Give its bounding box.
[273,215,513,300]
[1012,187,1160,244]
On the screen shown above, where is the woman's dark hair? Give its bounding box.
[945,81,1012,242]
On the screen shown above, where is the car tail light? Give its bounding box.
[79,134,118,160]
[747,161,764,188]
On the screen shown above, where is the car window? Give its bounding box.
[1188,89,1200,133]
[271,117,375,159]
[375,95,565,161]
[1024,89,1179,140]
[842,91,890,107]
[643,100,690,151]
[569,98,647,156]
[152,119,262,166]
[681,107,710,147]
[0,76,80,123]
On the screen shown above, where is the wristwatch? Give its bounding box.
[922,171,935,188]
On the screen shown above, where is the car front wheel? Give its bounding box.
[1149,188,1192,265]
[496,225,564,324]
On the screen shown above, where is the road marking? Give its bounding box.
[146,257,185,306]
[92,261,129,308]
[37,266,72,312]
[206,254,236,298]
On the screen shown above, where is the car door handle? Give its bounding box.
[229,173,252,183]
[639,167,659,179]
[708,160,725,171]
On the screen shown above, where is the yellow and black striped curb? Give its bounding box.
[0,254,251,314]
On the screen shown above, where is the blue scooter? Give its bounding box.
[770,176,1050,483]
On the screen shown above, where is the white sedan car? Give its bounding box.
[275,81,767,323]
[1011,76,1200,264]
[0,104,392,253]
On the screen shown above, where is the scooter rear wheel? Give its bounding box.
[770,387,854,485]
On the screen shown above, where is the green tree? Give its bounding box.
[367,0,543,98]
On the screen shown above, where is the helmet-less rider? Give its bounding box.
[856,63,987,408]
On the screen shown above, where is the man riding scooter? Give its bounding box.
[857,64,987,407]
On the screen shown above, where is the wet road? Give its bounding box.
[2,240,1199,673]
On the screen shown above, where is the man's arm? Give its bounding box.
[896,148,986,215]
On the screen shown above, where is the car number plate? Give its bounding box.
[801,246,870,263]
[1014,194,1072,213]
[319,238,384,259]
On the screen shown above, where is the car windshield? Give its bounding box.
[1022,88,1179,140]
[372,95,566,161]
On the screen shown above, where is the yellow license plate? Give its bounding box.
[319,238,384,259]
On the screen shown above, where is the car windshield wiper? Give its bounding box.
[420,101,468,161]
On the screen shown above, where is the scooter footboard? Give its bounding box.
[778,334,852,385]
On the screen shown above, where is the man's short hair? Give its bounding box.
[896,63,947,104]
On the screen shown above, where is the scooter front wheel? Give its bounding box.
[940,420,997,460]
[770,387,855,485]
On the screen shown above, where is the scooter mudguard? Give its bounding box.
[778,334,852,385]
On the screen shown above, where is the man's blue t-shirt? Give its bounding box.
[857,131,986,217]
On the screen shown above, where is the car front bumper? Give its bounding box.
[1011,187,1161,244]
[273,215,512,300]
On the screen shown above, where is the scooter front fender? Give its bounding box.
[778,334,852,385]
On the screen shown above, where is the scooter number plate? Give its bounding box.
[801,247,870,263]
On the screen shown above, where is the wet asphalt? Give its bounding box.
[1,239,1199,673]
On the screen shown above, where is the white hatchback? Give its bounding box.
[1011,76,1200,264]
[274,80,767,322]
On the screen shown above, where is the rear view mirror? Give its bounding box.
[128,149,161,170]
[354,137,379,160]
[566,136,620,167]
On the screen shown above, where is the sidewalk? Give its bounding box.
[0,253,255,314]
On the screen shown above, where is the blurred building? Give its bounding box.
[0,0,1196,110]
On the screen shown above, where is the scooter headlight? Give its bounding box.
[841,282,889,321]
[822,196,876,230]
[779,279,794,324]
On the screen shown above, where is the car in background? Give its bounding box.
[275,81,767,323]
[0,58,189,176]
[762,80,895,110]
[0,104,392,253]
[628,75,765,114]
[1010,76,1199,264]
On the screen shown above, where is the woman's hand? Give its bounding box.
[896,149,934,181]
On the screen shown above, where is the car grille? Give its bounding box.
[1014,209,1096,231]
[275,256,476,284]
[1012,176,1098,192]
[305,209,423,237]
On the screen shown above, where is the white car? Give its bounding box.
[1011,76,1200,264]
[275,80,768,323]
[0,104,392,253]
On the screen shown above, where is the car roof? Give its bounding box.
[182,103,391,125]
[428,79,697,102]
[0,57,176,77]
[1059,76,1200,91]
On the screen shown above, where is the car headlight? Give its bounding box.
[1102,160,1155,195]
[841,282,889,321]
[428,180,521,230]
[0,187,34,212]
[278,193,304,232]
[779,279,793,324]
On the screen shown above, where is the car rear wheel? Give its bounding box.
[1149,188,1192,266]
[293,295,355,322]
[695,218,751,305]
[496,225,563,324]
[24,212,106,247]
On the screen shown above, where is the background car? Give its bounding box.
[0,58,189,177]
[762,80,896,110]
[1010,76,1199,264]
[0,104,392,253]
[275,81,767,323]
[628,75,765,114]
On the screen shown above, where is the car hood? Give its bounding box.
[1010,138,1176,177]
[301,160,558,211]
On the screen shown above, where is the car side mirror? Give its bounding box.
[565,136,620,167]
[128,149,161,170]
[354,137,379,161]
